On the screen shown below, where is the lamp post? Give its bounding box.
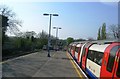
[53,27,61,50]
[43,13,58,57]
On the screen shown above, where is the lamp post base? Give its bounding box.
[47,53,50,57]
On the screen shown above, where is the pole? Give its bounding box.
[44,13,58,57]
[47,14,52,57]
[56,28,58,48]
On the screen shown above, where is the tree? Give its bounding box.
[0,6,22,44]
[97,27,101,40]
[66,37,74,45]
[101,23,106,40]
[13,31,36,51]
[108,24,120,39]
[1,15,9,44]
[37,30,48,39]
[36,31,48,49]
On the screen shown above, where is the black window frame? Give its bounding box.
[75,47,79,53]
[107,45,120,72]
[82,46,86,57]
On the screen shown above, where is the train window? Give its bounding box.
[107,46,120,72]
[87,50,94,61]
[72,46,74,50]
[116,58,120,77]
[75,47,79,53]
[73,46,75,50]
[94,52,103,66]
[71,46,73,50]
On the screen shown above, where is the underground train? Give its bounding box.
[68,40,120,79]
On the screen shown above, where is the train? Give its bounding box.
[68,40,120,79]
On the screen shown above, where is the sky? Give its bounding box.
[0,1,118,39]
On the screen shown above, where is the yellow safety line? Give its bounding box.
[66,52,83,79]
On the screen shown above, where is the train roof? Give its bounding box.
[76,43,82,47]
[89,44,110,52]
[69,40,119,46]
[76,41,89,47]
[91,40,120,44]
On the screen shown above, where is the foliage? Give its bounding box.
[97,27,101,40]
[0,6,22,45]
[3,30,58,57]
[0,6,22,33]
[97,23,106,40]
[36,31,48,49]
[108,24,120,39]
[1,14,9,45]
[101,23,106,40]
[66,37,74,45]
[97,23,120,40]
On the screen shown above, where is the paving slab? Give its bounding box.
[2,51,85,78]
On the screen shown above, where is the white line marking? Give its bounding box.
[32,53,56,77]
[1,52,37,64]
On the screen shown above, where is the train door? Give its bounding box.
[75,46,79,61]
[76,44,82,63]
[81,43,91,70]
[77,46,81,63]
[72,45,76,57]
[113,49,120,78]
[100,43,120,78]
[81,44,87,70]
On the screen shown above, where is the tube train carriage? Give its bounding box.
[68,40,120,79]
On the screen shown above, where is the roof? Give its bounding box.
[76,43,82,47]
[91,40,120,44]
[89,44,110,52]
[69,40,120,47]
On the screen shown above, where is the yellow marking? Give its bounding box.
[66,52,83,79]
